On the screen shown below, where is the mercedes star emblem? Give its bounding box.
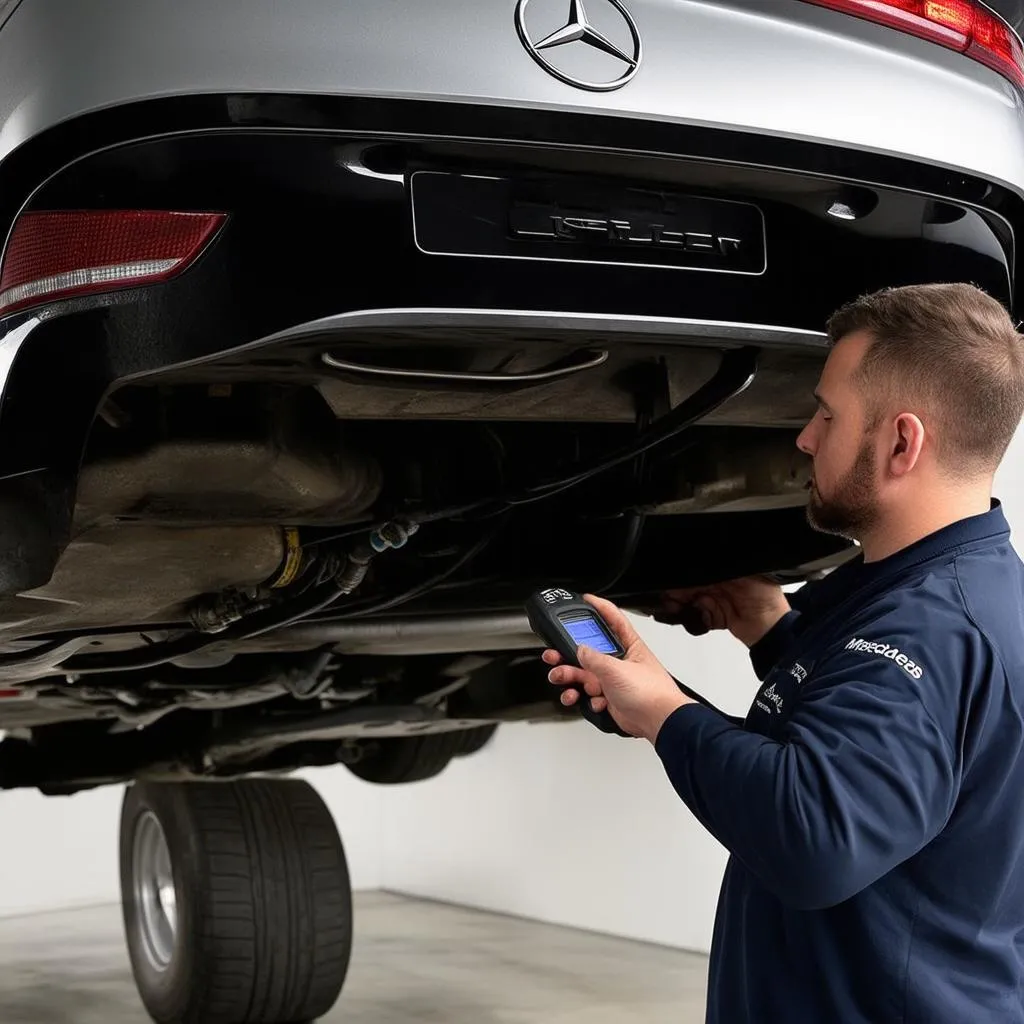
[515,0,642,92]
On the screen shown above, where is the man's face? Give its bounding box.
[796,332,882,539]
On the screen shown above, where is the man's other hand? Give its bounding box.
[656,576,791,648]
[542,594,692,743]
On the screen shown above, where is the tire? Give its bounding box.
[345,725,497,785]
[119,777,352,1024]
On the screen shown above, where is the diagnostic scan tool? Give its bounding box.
[525,587,630,735]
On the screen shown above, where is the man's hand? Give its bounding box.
[543,594,693,743]
[656,576,791,648]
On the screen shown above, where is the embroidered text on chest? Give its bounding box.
[754,681,784,715]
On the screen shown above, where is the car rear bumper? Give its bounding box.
[0,0,1021,196]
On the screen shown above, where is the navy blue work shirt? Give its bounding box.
[656,501,1024,1023]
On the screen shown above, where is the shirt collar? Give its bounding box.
[809,499,1009,603]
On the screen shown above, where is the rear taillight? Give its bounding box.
[803,0,1024,88]
[0,210,226,317]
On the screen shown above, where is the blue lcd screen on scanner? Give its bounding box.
[560,613,619,654]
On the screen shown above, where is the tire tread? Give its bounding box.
[120,778,351,1024]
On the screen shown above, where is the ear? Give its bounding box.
[889,412,925,476]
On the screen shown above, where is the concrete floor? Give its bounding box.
[0,891,709,1023]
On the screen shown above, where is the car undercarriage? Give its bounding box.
[0,308,848,793]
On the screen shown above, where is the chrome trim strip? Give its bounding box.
[322,346,610,383]
[259,307,828,348]
[116,306,828,383]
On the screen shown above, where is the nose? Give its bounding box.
[796,419,816,456]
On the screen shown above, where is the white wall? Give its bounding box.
[0,784,124,917]
[376,426,1024,954]
[0,765,396,917]
[376,623,753,954]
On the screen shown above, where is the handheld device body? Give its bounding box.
[525,587,630,735]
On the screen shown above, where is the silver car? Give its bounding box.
[0,1,1020,1021]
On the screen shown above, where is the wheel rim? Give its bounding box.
[132,810,178,972]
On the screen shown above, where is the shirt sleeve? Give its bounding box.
[672,677,744,726]
[654,623,981,910]
[746,572,831,679]
[748,608,801,680]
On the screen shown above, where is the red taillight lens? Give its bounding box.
[967,6,1024,85]
[0,210,226,317]
[804,0,1024,88]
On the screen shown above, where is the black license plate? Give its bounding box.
[410,172,766,276]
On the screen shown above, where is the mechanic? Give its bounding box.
[544,282,1024,1024]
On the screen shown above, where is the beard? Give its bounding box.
[806,438,880,539]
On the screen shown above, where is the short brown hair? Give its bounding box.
[826,282,1024,475]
